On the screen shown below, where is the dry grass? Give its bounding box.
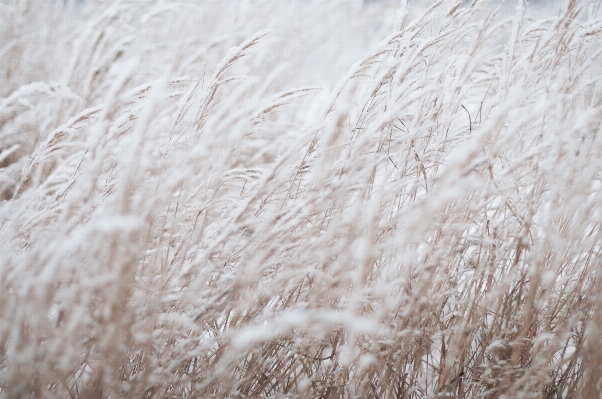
[1,0,602,398]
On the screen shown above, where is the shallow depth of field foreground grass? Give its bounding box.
[2,0,602,397]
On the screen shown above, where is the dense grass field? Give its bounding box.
[2,0,602,397]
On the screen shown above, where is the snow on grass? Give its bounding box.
[1,0,602,397]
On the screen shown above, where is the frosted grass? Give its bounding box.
[1,0,602,398]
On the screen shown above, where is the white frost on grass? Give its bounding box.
[1,0,602,398]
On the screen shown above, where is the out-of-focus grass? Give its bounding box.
[1,1,602,398]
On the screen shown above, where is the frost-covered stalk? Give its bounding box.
[1,0,602,398]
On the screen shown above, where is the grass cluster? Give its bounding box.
[1,0,602,398]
